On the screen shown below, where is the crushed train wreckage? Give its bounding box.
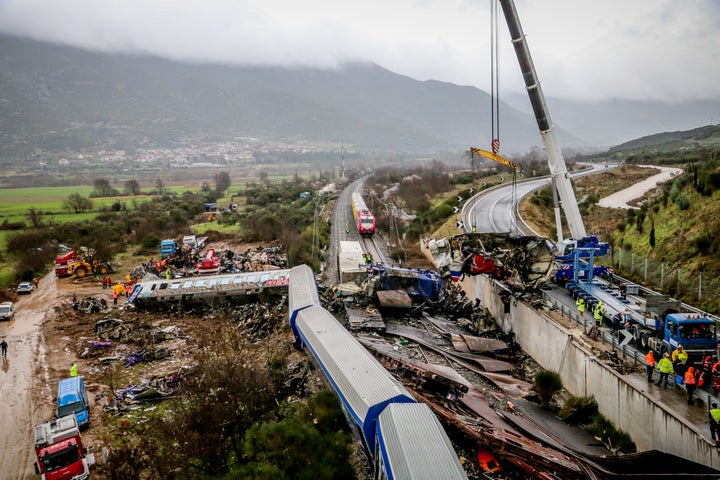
[422,232,557,291]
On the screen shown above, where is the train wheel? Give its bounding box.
[640,333,649,349]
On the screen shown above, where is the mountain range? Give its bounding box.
[0,33,718,159]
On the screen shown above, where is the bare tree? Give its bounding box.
[124,179,141,196]
[63,193,93,213]
[155,179,166,195]
[26,208,44,228]
[214,171,231,194]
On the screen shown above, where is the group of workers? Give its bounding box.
[645,344,719,407]
[362,252,373,265]
[104,273,136,305]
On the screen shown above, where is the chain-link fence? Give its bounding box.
[609,247,719,313]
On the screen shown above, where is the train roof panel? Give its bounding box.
[288,265,320,315]
[377,403,468,479]
[294,305,413,424]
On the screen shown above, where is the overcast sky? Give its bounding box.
[1,0,719,103]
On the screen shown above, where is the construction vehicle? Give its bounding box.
[66,259,112,278]
[54,251,78,278]
[33,415,95,480]
[633,312,716,362]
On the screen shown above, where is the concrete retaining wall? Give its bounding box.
[466,275,720,469]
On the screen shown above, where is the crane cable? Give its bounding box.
[490,0,518,234]
[490,0,500,155]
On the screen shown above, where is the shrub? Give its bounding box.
[558,395,598,424]
[534,370,563,407]
[586,414,637,454]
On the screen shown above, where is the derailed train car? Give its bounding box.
[288,265,467,479]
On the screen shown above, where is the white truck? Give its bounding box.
[182,235,208,251]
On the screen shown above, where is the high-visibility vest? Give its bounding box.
[710,408,720,423]
[645,351,655,367]
[658,358,674,373]
[697,371,706,387]
[685,370,696,386]
[70,363,78,377]
[712,362,720,375]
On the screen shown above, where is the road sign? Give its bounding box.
[456,221,464,230]
[452,206,459,213]
[619,330,633,347]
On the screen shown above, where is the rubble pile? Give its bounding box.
[141,243,289,278]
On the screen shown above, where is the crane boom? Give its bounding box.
[497,0,587,244]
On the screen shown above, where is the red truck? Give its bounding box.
[34,415,94,480]
[54,251,78,278]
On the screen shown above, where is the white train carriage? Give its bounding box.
[375,403,467,480]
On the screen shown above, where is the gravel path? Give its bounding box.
[597,165,682,209]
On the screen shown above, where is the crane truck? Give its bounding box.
[33,415,95,480]
[497,0,718,360]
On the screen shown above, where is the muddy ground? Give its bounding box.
[0,241,302,480]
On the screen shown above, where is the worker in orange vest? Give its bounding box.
[645,348,656,383]
[685,366,697,405]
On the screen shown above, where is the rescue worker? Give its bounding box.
[712,360,720,393]
[33,277,39,288]
[685,366,698,405]
[672,345,689,376]
[709,403,720,446]
[590,301,604,338]
[70,362,78,377]
[576,297,586,319]
[345,225,350,235]
[656,353,674,388]
[471,224,477,233]
[618,282,627,300]
[645,348,656,382]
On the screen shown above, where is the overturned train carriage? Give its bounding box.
[128,269,291,309]
[288,265,467,479]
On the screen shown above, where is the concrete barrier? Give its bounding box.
[466,274,720,469]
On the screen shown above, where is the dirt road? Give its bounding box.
[0,272,60,479]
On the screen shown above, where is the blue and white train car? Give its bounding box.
[288,265,468,479]
[375,403,467,480]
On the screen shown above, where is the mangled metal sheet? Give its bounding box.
[383,324,514,372]
[375,289,412,308]
[422,232,556,291]
[346,306,385,331]
[450,334,507,353]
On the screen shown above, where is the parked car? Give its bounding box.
[16,282,34,294]
[0,301,14,321]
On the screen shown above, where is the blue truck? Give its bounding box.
[160,239,178,259]
[57,376,90,430]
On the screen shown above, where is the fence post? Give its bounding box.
[661,263,664,289]
[644,257,648,281]
[699,274,703,300]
